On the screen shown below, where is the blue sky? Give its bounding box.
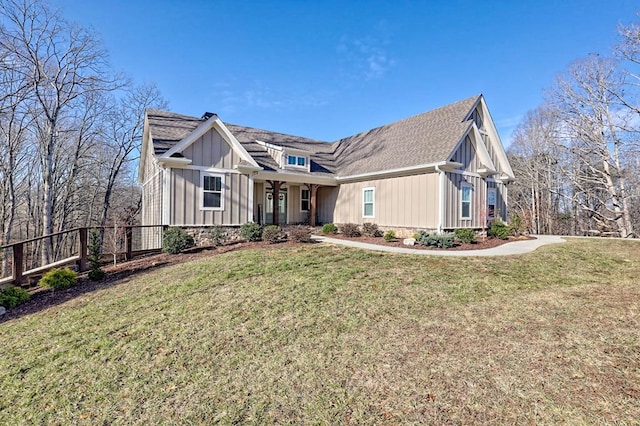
[55,0,639,147]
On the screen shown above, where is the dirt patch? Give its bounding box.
[322,233,535,250]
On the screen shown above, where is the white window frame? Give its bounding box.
[461,183,472,220]
[200,172,225,211]
[362,187,375,218]
[286,154,307,168]
[300,188,310,212]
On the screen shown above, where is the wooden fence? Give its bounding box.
[0,225,165,287]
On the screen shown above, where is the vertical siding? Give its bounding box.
[317,187,338,224]
[169,169,251,225]
[265,147,282,166]
[288,185,307,224]
[451,135,480,172]
[141,158,163,226]
[443,173,485,229]
[181,127,239,168]
[332,174,439,228]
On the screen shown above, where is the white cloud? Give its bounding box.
[337,26,396,81]
[212,81,331,114]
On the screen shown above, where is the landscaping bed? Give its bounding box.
[322,233,534,250]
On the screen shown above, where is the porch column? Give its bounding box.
[268,180,282,226]
[308,184,319,227]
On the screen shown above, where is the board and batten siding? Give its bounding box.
[169,168,250,226]
[316,186,338,224]
[332,174,439,228]
[181,127,242,168]
[442,172,485,229]
[141,156,163,226]
[451,135,481,172]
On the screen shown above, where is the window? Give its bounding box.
[461,183,472,219]
[286,154,306,167]
[201,173,223,210]
[487,187,497,218]
[301,188,310,211]
[363,187,375,218]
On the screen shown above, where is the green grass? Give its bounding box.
[1,239,639,424]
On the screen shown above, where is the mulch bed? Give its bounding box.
[322,233,535,251]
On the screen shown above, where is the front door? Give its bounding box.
[265,190,287,225]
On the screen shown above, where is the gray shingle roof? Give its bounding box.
[332,95,479,176]
[145,94,481,177]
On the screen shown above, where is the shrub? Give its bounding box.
[322,223,338,235]
[488,220,512,240]
[262,225,282,244]
[340,223,361,237]
[416,231,456,248]
[162,227,195,254]
[0,285,30,308]
[39,268,77,290]
[209,225,228,246]
[362,223,382,237]
[288,225,312,243]
[88,228,105,281]
[454,228,476,244]
[383,230,396,242]
[510,213,523,236]
[239,222,263,242]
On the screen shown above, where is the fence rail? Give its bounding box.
[0,225,165,287]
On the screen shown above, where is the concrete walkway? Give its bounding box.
[311,234,566,257]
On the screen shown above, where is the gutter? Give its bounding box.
[435,165,445,233]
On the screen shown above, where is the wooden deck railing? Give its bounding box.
[0,225,165,287]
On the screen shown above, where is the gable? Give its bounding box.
[180,126,241,168]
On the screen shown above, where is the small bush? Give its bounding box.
[362,223,382,237]
[416,231,456,248]
[39,268,77,290]
[262,225,282,244]
[454,228,477,244]
[239,222,263,242]
[322,223,338,235]
[340,223,361,237]
[509,213,523,236]
[88,228,105,281]
[209,225,228,246]
[488,220,512,240]
[289,225,312,243]
[162,227,194,254]
[0,285,30,308]
[383,230,396,242]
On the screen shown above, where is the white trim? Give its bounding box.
[337,161,462,183]
[256,140,312,155]
[362,187,375,218]
[300,187,310,212]
[248,174,255,223]
[461,182,472,220]
[255,170,338,186]
[157,157,193,166]
[180,165,239,174]
[200,172,225,211]
[448,169,482,178]
[469,124,497,173]
[477,97,515,179]
[161,116,259,168]
[162,167,171,225]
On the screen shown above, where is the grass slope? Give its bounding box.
[0,239,639,424]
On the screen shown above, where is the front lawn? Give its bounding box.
[0,239,638,424]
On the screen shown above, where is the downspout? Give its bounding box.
[435,165,445,234]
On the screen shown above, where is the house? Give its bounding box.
[138,94,515,235]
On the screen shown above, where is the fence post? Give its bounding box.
[125,227,133,260]
[12,243,24,286]
[78,228,88,272]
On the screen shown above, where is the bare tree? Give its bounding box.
[0,0,121,262]
[547,55,635,237]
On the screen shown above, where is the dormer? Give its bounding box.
[256,140,312,172]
